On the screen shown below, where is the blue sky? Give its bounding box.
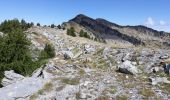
[0,0,170,32]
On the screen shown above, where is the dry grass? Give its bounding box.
[29,94,38,100]
[108,86,117,94]
[78,69,86,76]
[95,95,109,100]
[56,85,65,92]
[164,58,170,64]
[61,77,80,85]
[37,82,53,95]
[159,83,170,93]
[75,92,81,100]
[29,82,53,100]
[139,88,155,99]
[116,95,128,100]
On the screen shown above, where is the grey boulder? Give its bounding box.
[149,77,170,85]
[117,60,140,75]
[63,51,74,59]
[2,70,25,87]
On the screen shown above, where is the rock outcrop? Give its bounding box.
[0,16,170,99]
[117,60,140,75]
[2,70,25,87]
[149,77,170,85]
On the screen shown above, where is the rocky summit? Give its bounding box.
[0,15,170,100]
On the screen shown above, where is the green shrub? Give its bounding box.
[0,19,47,87]
[79,30,90,39]
[37,23,40,26]
[51,24,55,28]
[67,27,76,37]
[40,43,55,59]
[57,25,61,29]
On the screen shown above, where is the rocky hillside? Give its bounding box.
[63,14,170,47]
[0,25,170,100]
[0,16,170,100]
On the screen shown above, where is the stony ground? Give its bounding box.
[0,26,170,100]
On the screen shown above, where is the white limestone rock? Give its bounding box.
[117,60,140,75]
[0,77,47,100]
[2,70,25,87]
[84,44,95,53]
[149,77,170,85]
[63,51,74,59]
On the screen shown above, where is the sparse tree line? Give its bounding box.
[66,27,90,39]
[66,27,106,43]
[0,19,56,87]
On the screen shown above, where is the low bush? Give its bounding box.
[40,43,56,59]
[79,30,90,39]
[67,27,76,37]
[0,19,52,87]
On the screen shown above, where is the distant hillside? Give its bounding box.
[62,14,170,47]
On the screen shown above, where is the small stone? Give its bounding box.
[80,93,87,99]
[63,51,74,59]
[159,55,169,59]
[125,75,129,79]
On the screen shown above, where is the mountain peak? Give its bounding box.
[71,14,90,20]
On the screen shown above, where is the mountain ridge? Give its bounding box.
[62,14,170,47]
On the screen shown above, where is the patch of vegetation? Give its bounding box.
[30,82,53,99]
[78,69,86,76]
[50,24,55,28]
[75,92,81,100]
[108,56,117,66]
[95,95,109,100]
[57,25,61,29]
[38,82,53,95]
[67,27,76,37]
[97,58,109,70]
[108,86,117,94]
[79,30,90,39]
[0,19,33,33]
[93,48,104,56]
[124,82,136,88]
[164,59,170,64]
[0,19,53,87]
[43,82,54,92]
[56,85,65,92]
[29,94,38,100]
[37,23,40,26]
[61,77,80,85]
[31,32,39,35]
[159,83,170,93]
[39,43,56,59]
[116,95,128,100]
[139,88,155,99]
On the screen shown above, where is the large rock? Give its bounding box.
[32,61,55,79]
[63,51,74,59]
[149,77,170,85]
[73,51,83,59]
[103,47,110,60]
[159,55,169,59]
[117,60,140,75]
[2,70,25,87]
[150,67,164,73]
[0,77,47,100]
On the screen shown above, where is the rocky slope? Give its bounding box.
[0,25,170,100]
[63,14,170,48]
